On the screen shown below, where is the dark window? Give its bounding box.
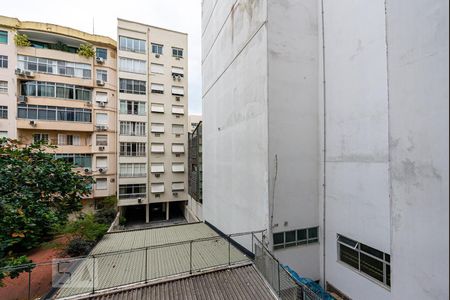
[152,43,163,55]
[0,106,7,119]
[340,244,360,270]
[96,48,107,59]
[0,55,8,68]
[0,31,7,44]
[172,47,183,58]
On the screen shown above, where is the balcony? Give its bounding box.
[17,119,94,132]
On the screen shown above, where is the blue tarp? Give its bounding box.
[283,265,335,300]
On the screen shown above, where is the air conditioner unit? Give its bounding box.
[99,146,106,151]
[29,120,37,127]
[155,133,161,137]
[173,192,179,197]
[138,198,142,204]
[84,168,92,173]
[85,101,92,107]
[176,96,181,102]
[25,71,35,78]
[99,102,106,107]
[177,75,181,82]
[96,57,105,64]
[175,57,181,61]
[18,95,28,103]
[96,125,108,131]
[98,168,108,174]
[155,54,161,58]
[96,80,105,86]
[172,75,176,81]
[155,174,161,178]
[15,68,24,76]
[176,134,181,138]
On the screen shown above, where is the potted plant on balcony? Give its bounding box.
[14,33,31,47]
[77,43,95,58]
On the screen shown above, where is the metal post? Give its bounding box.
[189,240,193,274]
[92,255,95,294]
[277,261,281,296]
[28,270,31,300]
[145,247,148,283]
[228,235,231,266]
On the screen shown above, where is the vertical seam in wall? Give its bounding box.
[266,0,272,246]
[320,0,327,287]
[384,0,394,282]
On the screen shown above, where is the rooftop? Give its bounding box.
[56,223,251,299]
[72,265,277,300]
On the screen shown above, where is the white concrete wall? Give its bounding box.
[320,0,392,298]
[386,0,449,299]
[267,0,320,280]
[202,0,270,235]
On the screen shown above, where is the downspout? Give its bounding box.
[320,0,328,288]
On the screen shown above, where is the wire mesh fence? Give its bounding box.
[252,234,325,300]
[0,231,260,300]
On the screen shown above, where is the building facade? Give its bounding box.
[188,114,201,133]
[117,19,188,223]
[202,0,448,299]
[0,16,118,208]
[186,121,202,221]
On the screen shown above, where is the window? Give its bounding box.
[120,163,146,178]
[337,235,391,287]
[0,106,7,119]
[151,123,165,134]
[0,31,8,44]
[96,134,108,146]
[152,43,163,55]
[120,142,146,157]
[58,134,81,146]
[172,182,185,192]
[0,81,8,94]
[96,113,108,125]
[17,56,91,79]
[172,124,184,135]
[54,154,92,168]
[95,92,108,103]
[96,48,107,60]
[172,47,183,58]
[151,163,165,173]
[171,86,185,96]
[96,178,108,190]
[96,70,107,82]
[96,157,108,169]
[172,67,184,77]
[119,57,146,74]
[273,226,320,250]
[120,121,146,136]
[151,143,165,154]
[33,133,49,143]
[119,78,146,95]
[0,131,7,138]
[0,56,7,68]
[119,184,146,199]
[17,104,91,122]
[119,36,146,54]
[172,163,185,173]
[120,100,146,115]
[21,81,92,101]
[151,103,165,113]
[172,105,185,115]
[172,143,185,154]
[151,183,165,194]
[151,63,164,74]
[151,83,164,94]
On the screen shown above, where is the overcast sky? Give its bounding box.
[1,0,203,115]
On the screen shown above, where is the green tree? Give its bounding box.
[0,138,93,285]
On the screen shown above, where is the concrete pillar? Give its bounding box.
[146,204,150,223]
[166,203,170,221]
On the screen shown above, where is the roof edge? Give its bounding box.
[117,17,188,36]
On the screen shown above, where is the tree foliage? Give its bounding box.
[14,33,31,47]
[77,44,95,58]
[0,138,93,284]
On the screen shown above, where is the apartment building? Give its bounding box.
[188,114,201,133]
[202,0,448,299]
[186,121,203,221]
[0,16,117,208]
[117,19,188,224]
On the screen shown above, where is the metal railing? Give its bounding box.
[252,234,327,300]
[0,231,264,300]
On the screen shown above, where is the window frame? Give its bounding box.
[0,55,8,68]
[96,48,108,60]
[0,31,8,44]
[0,106,7,119]
[0,81,8,94]
[172,47,183,58]
[152,43,164,55]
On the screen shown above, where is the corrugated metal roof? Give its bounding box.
[76,265,277,300]
[57,223,251,299]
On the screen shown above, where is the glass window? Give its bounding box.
[96,48,107,59]
[273,233,284,245]
[0,55,8,68]
[96,70,108,82]
[297,229,307,244]
[119,79,146,95]
[308,227,319,241]
[0,81,8,93]
[119,36,146,54]
[0,106,7,119]
[0,31,7,44]
[172,47,183,58]
[340,244,360,270]
[96,178,108,190]
[96,134,108,146]
[285,231,296,248]
[152,43,163,55]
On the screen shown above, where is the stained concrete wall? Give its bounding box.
[320,0,392,298]
[386,0,449,299]
[267,0,320,280]
[202,0,270,235]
